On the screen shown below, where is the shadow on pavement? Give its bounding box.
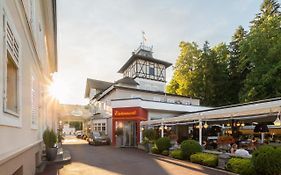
[38,138,229,175]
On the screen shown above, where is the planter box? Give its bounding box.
[46,147,58,161]
[116,136,123,148]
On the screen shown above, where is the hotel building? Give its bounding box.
[85,44,209,146]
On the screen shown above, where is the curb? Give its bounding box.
[149,153,238,175]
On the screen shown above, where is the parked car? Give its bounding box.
[75,130,83,138]
[88,131,110,146]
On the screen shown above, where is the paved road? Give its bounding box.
[39,137,231,175]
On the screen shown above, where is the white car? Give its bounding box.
[75,130,83,138]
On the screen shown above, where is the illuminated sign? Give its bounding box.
[112,107,148,120]
[114,110,137,117]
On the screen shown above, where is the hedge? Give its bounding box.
[151,146,159,154]
[162,150,169,156]
[155,137,171,153]
[252,145,281,175]
[170,149,184,160]
[190,153,218,167]
[180,140,202,159]
[226,158,255,175]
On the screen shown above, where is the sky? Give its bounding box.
[56,0,277,105]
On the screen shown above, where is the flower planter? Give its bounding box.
[116,136,123,148]
[145,143,152,152]
[46,147,58,161]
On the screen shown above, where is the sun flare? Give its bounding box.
[48,73,66,102]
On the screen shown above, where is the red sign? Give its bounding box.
[114,110,137,117]
[112,107,147,120]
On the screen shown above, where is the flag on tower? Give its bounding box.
[142,31,147,42]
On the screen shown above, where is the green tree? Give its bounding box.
[167,41,229,106]
[195,42,229,106]
[227,26,247,104]
[166,41,201,97]
[239,0,281,102]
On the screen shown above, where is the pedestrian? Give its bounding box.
[230,143,237,154]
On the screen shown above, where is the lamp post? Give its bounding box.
[198,119,202,145]
[160,119,164,138]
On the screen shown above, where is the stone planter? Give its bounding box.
[145,143,152,153]
[218,153,230,169]
[46,147,58,161]
[116,136,123,148]
[169,140,179,151]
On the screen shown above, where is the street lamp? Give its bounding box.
[203,122,208,129]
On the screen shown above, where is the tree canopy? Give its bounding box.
[166,0,281,106]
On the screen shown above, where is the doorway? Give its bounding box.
[122,121,137,147]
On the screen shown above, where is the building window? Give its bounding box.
[94,122,106,133]
[4,20,20,116]
[6,52,18,113]
[149,66,155,76]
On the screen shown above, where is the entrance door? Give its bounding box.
[122,121,136,147]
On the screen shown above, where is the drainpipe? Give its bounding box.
[199,119,202,145]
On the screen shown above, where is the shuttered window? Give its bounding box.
[3,18,20,116]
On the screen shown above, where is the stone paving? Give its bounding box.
[38,136,232,175]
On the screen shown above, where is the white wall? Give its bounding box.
[0,0,57,174]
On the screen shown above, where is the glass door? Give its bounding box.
[122,121,136,147]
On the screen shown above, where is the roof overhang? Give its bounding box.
[141,97,281,126]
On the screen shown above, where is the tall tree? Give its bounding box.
[167,41,230,106]
[166,41,201,97]
[239,0,281,102]
[227,26,247,104]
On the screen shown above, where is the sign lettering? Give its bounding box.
[114,110,137,117]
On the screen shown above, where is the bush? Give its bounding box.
[170,149,184,160]
[180,140,202,159]
[190,153,218,167]
[151,146,159,154]
[162,150,169,156]
[226,158,255,175]
[252,145,281,175]
[143,128,157,141]
[156,137,171,153]
[43,128,57,148]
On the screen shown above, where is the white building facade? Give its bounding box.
[85,44,210,146]
[0,0,57,174]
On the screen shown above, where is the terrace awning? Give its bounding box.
[141,97,281,126]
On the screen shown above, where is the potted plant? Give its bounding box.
[43,128,58,161]
[217,135,235,152]
[169,132,179,150]
[115,127,123,147]
[142,128,156,152]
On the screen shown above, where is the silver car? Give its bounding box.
[88,131,110,146]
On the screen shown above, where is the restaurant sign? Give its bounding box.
[112,107,147,120]
[114,110,137,117]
